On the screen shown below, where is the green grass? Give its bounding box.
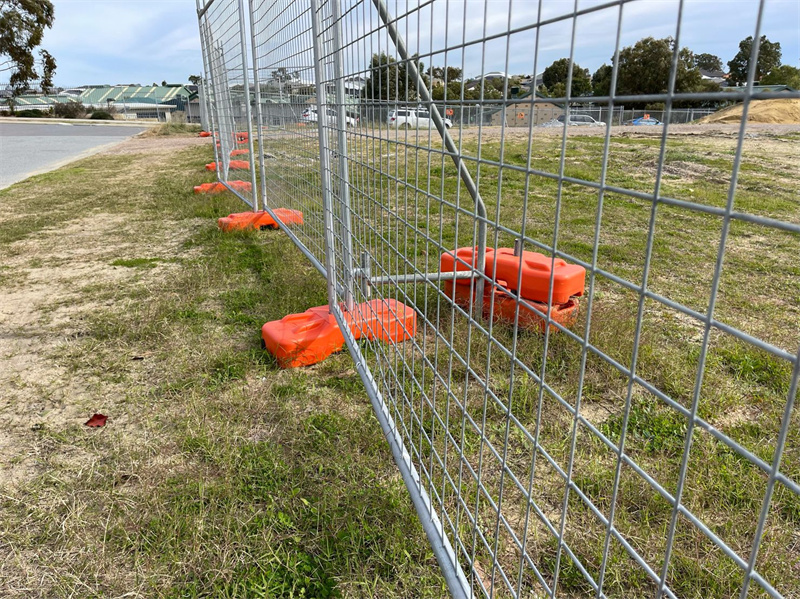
[111,257,163,268]
[261,125,799,597]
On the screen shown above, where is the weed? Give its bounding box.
[111,257,161,268]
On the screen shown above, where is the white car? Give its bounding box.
[389,108,452,129]
[540,114,606,128]
[300,106,359,127]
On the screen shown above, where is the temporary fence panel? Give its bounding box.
[197,0,258,209]
[199,0,800,597]
[248,0,330,275]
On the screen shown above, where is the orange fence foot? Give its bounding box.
[205,160,250,172]
[443,279,580,332]
[261,299,417,368]
[193,181,252,194]
[230,149,249,157]
[440,247,585,332]
[199,131,212,138]
[217,208,304,232]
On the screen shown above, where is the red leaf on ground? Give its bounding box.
[85,413,108,427]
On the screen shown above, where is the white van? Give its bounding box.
[388,108,452,129]
[300,106,359,128]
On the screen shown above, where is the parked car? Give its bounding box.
[624,117,663,126]
[540,114,606,128]
[300,106,358,127]
[389,108,452,129]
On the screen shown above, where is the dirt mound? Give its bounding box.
[698,98,800,124]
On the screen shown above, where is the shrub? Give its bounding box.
[54,102,86,119]
[15,109,47,118]
[89,110,114,120]
[141,123,202,137]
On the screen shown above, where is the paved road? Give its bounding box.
[0,122,147,189]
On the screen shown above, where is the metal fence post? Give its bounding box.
[309,0,339,311]
[329,0,356,312]
[195,5,222,172]
[236,0,259,212]
[247,0,268,212]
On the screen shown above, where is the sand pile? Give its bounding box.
[698,98,800,124]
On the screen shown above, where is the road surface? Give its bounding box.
[0,121,147,189]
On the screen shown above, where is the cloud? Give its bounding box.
[42,0,203,85]
[29,0,800,87]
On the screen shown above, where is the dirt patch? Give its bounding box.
[0,214,140,488]
[642,158,719,182]
[697,98,800,125]
[0,135,204,490]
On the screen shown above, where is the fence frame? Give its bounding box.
[197,1,800,597]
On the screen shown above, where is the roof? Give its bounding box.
[724,84,796,93]
[11,85,196,108]
[78,85,193,104]
[11,95,78,106]
[699,68,727,79]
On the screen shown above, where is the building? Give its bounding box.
[700,68,728,86]
[7,84,197,121]
[486,90,563,127]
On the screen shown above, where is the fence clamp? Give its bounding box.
[353,252,372,298]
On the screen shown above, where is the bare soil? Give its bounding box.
[697,98,800,125]
[0,135,205,490]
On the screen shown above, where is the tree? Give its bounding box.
[270,67,291,83]
[592,64,613,97]
[541,58,591,97]
[363,53,425,101]
[727,35,782,85]
[0,0,57,94]
[188,74,202,86]
[614,37,704,105]
[760,65,800,89]
[694,53,723,72]
[427,65,462,83]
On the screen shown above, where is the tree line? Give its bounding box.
[363,35,797,108]
[543,35,791,106]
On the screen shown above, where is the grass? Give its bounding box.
[0,130,446,597]
[258,124,799,598]
[0,123,797,598]
[141,122,203,137]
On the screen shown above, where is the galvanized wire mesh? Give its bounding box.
[197,0,258,208]
[199,0,800,596]
[249,0,330,274]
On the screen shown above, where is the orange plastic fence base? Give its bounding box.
[217,208,304,232]
[488,248,585,305]
[440,247,585,305]
[443,280,579,332]
[262,299,417,368]
[193,181,252,194]
[230,149,249,157]
[199,131,212,138]
[440,247,585,332]
[205,160,250,172]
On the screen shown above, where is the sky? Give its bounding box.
[29,0,800,87]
